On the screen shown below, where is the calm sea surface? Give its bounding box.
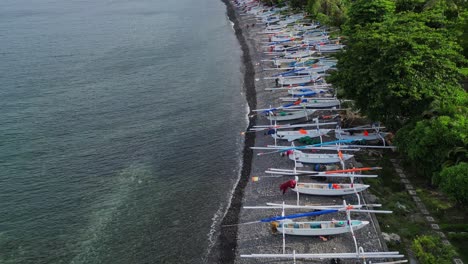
[0,0,246,263]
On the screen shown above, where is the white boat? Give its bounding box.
[278,75,321,86]
[279,14,304,25]
[273,129,332,141]
[276,219,369,236]
[293,23,319,31]
[301,98,340,108]
[288,149,353,163]
[266,24,286,31]
[335,129,387,141]
[283,50,316,59]
[303,35,329,43]
[316,44,345,52]
[260,28,285,34]
[266,109,316,121]
[294,182,370,196]
[273,56,319,67]
[295,65,331,74]
[287,88,331,96]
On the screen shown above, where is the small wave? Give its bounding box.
[204,203,225,259]
[203,107,247,260]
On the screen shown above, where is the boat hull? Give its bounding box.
[335,132,387,141]
[273,129,331,141]
[294,183,370,196]
[266,110,316,121]
[277,220,369,236]
[288,150,354,163]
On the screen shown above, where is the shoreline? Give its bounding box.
[209,0,257,263]
[212,2,390,264]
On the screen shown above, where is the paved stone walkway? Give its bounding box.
[389,159,463,264]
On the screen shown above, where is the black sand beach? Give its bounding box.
[208,0,257,263]
[210,1,389,263]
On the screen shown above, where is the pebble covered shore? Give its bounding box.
[210,1,390,263]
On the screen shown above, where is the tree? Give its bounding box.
[395,0,426,13]
[347,0,395,30]
[306,0,350,27]
[394,92,467,182]
[329,11,465,125]
[439,163,468,204]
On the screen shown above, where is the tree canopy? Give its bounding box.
[347,0,395,29]
[329,10,465,126]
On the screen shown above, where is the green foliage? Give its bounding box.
[461,67,468,76]
[395,93,467,182]
[458,11,468,58]
[395,0,427,13]
[306,0,349,27]
[447,232,468,241]
[330,11,465,125]
[440,223,468,232]
[412,235,457,264]
[439,162,468,204]
[347,0,395,29]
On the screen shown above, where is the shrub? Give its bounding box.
[412,235,457,264]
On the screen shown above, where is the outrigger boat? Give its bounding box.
[241,200,388,237]
[283,49,316,59]
[269,166,376,196]
[241,201,407,264]
[276,219,368,236]
[292,180,370,196]
[265,109,317,121]
[293,23,319,31]
[280,97,340,108]
[288,149,353,163]
[335,125,389,143]
[273,128,332,141]
[316,43,345,53]
[278,74,323,86]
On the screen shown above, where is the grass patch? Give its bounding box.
[357,152,429,257]
[416,188,453,218]
[398,158,468,262]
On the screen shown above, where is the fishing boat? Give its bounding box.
[303,33,329,43]
[291,57,337,68]
[267,24,286,30]
[287,88,330,97]
[293,182,370,196]
[283,49,316,59]
[265,109,316,121]
[288,149,353,163]
[272,56,319,67]
[335,128,388,142]
[290,65,332,75]
[278,14,304,25]
[293,23,319,31]
[275,219,369,236]
[273,128,332,141]
[300,98,340,108]
[278,74,322,86]
[316,43,346,53]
